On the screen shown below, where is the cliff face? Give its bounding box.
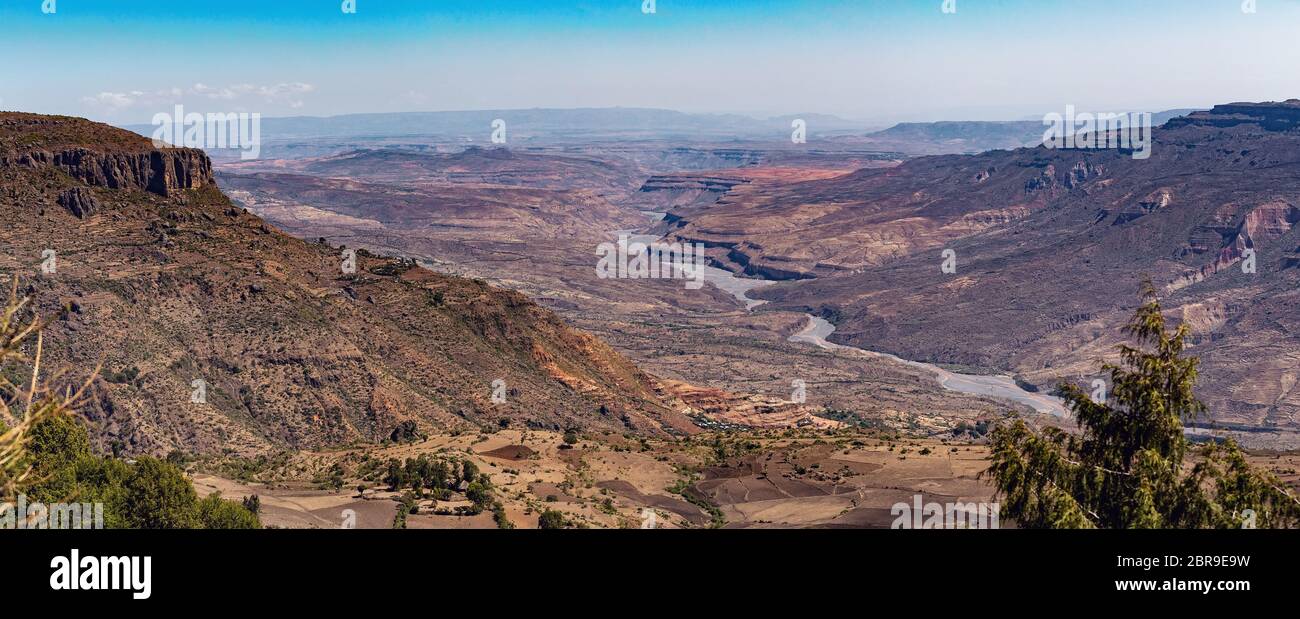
[50,148,206,195]
[7,148,212,197]
[0,113,693,456]
[0,112,213,197]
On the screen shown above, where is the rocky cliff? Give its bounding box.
[0,112,212,197]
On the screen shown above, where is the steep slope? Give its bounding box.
[0,113,695,456]
[736,101,1300,443]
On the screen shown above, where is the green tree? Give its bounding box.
[430,459,450,490]
[465,480,492,509]
[123,456,200,529]
[328,462,345,492]
[23,414,93,503]
[398,490,419,515]
[67,454,132,528]
[460,459,478,485]
[27,414,90,470]
[987,282,1300,528]
[384,458,405,490]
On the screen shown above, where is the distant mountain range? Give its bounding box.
[122,108,878,148]
[847,109,1203,155]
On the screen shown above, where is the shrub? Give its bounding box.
[198,492,261,529]
[537,509,566,529]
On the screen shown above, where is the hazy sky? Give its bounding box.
[2,0,1298,124]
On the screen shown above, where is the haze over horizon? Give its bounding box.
[3,0,1298,125]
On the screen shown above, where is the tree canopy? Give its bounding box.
[987,282,1300,528]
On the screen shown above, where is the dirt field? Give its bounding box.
[188,428,1000,528]
[189,427,1300,529]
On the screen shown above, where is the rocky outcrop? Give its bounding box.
[56,187,100,218]
[1165,100,1300,132]
[12,147,213,197]
[1112,188,1173,225]
[1241,199,1300,241]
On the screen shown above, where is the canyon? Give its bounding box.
[210,103,1300,448]
[688,101,1300,447]
[6,103,1300,529]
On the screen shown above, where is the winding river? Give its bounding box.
[787,316,1069,417]
[619,218,1069,418]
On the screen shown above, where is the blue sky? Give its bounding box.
[2,0,1299,124]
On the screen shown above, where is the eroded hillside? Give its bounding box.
[0,113,696,456]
